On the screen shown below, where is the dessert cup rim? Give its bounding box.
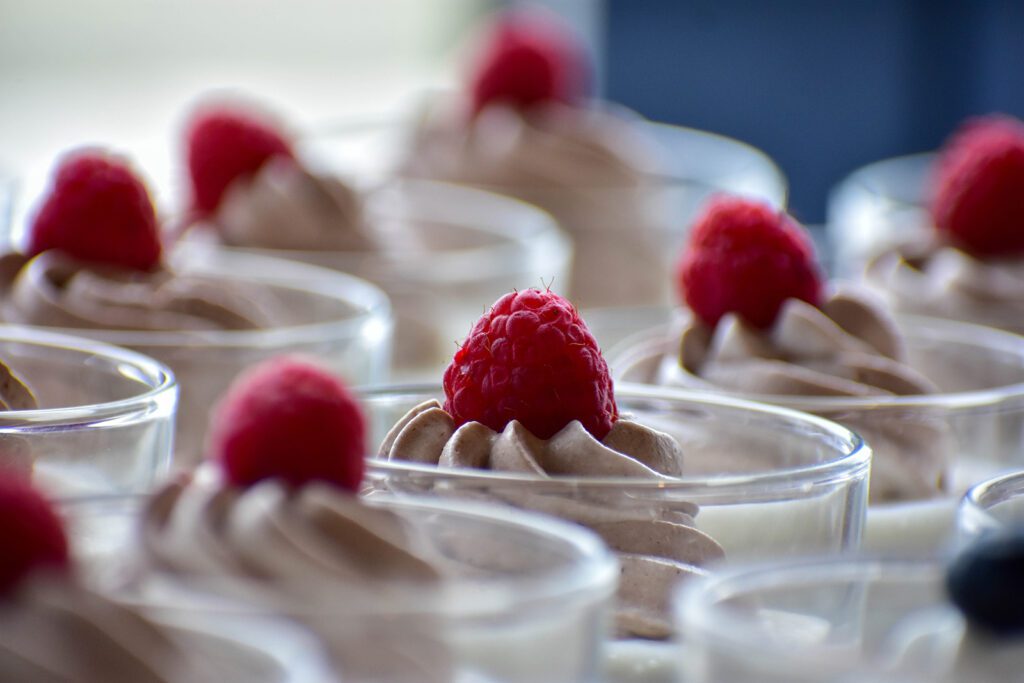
[830,150,937,208]
[611,313,1024,412]
[0,323,176,424]
[22,245,394,349]
[310,112,788,195]
[184,177,573,283]
[674,555,947,670]
[959,469,1024,536]
[361,381,871,494]
[85,491,619,619]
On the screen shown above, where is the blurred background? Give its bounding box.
[2,0,1022,222]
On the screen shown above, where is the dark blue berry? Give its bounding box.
[947,528,1024,637]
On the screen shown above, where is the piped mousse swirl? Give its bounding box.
[380,287,724,639]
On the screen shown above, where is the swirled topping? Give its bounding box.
[0,576,270,682]
[671,291,936,397]
[381,398,724,639]
[210,157,378,253]
[403,101,659,193]
[0,250,284,332]
[867,240,1024,333]
[651,290,950,502]
[142,472,443,586]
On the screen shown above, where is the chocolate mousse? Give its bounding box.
[398,9,670,308]
[380,288,725,640]
[617,196,953,503]
[865,115,1024,333]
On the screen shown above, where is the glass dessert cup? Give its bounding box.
[0,324,175,501]
[958,470,1024,542]
[674,556,985,683]
[190,177,572,380]
[73,492,618,683]
[302,117,787,311]
[613,311,1024,556]
[35,243,392,465]
[55,497,338,683]
[826,153,935,278]
[363,381,868,659]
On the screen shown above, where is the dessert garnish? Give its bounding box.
[0,473,68,596]
[207,355,366,491]
[677,195,823,329]
[947,528,1024,637]
[27,151,162,272]
[186,104,295,217]
[443,287,617,440]
[468,9,589,115]
[932,115,1024,257]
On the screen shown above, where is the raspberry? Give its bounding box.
[185,105,294,216]
[931,115,1024,256]
[27,150,162,271]
[678,196,823,329]
[469,9,589,115]
[0,474,69,597]
[208,356,366,492]
[443,289,617,440]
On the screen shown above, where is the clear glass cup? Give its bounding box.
[674,556,992,683]
[303,117,787,311]
[33,243,393,465]
[73,492,618,683]
[55,495,338,683]
[191,177,572,380]
[826,153,935,278]
[958,470,1024,542]
[0,324,175,501]
[613,311,1024,557]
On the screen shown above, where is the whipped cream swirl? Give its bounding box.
[651,291,951,502]
[867,239,1024,334]
[400,100,671,307]
[143,473,442,585]
[212,157,378,252]
[0,576,256,682]
[0,251,283,332]
[380,399,724,639]
[142,472,453,683]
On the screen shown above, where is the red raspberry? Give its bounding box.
[27,150,162,271]
[0,474,70,597]
[185,105,294,216]
[208,356,366,492]
[469,9,589,115]
[678,196,823,329]
[443,289,617,440]
[931,115,1024,256]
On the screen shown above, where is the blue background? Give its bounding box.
[604,0,1024,222]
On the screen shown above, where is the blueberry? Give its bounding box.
[947,528,1024,637]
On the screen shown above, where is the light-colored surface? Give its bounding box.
[0,0,485,179]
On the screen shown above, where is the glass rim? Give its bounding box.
[91,491,619,619]
[613,313,1024,412]
[311,114,788,197]
[832,151,937,209]
[674,555,946,668]
[0,323,176,425]
[187,177,573,284]
[361,381,871,495]
[959,469,1024,536]
[29,247,393,349]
